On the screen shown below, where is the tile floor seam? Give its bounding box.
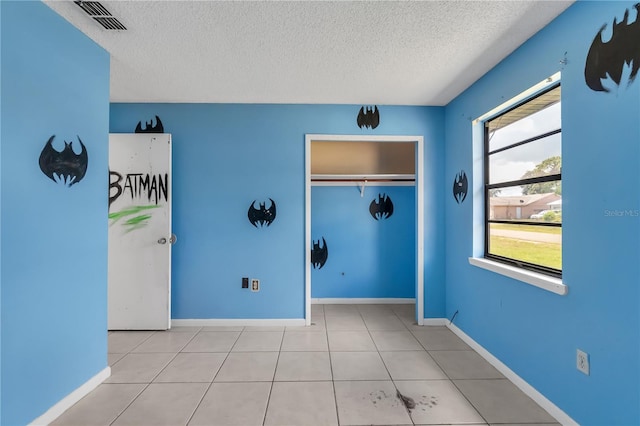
[185,329,242,426]
[142,340,193,383]
[427,347,457,381]
[323,306,343,426]
[367,309,417,426]
[260,326,286,425]
[144,328,202,357]
[207,330,242,383]
[184,380,215,426]
[107,382,152,426]
[106,331,187,424]
[129,330,157,352]
[174,329,201,353]
[79,383,146,426]
[391,378,419,426]
[413,330,431,353]
[227,329,247,352]
[448,376,493,425]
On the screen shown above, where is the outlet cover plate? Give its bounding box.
[251,278,260,292]
[577,349,589,375]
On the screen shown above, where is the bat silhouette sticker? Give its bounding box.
[369,193,393,220]
[39,135,88,186]
[135,115,164,133]
[357,106,380,129]
[585,3,640,92]
[311,237,328,269]
[248,198,277,227]
[453,171,468,204]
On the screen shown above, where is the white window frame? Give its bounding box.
[469,72,568,296]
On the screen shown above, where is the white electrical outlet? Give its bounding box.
[251,278,260,292]
[577,349,590,375]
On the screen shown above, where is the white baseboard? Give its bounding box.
[422,318,448,326]
[312,298,415,304]
[446,323,577,426]
[30,366,111,426]
[172,318,306,327]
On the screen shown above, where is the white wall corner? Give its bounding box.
[446,322,578,426]
[29,366,111,426]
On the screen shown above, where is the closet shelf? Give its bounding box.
[311,174,415,182]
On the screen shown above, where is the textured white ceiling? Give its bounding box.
[45,0,573,105]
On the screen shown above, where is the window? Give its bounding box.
[484,84,561,277]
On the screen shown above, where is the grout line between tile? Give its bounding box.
[185,328,243,426]
[373,307,417,426]
[108,381,153,425]
[259,325,286,425]
[209,331,243,383]
[184,380,214,426]
[108,330,191,424]
[324,305,342,426]
[448,378,492,426]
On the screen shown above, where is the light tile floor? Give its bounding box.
[52,304,560,426]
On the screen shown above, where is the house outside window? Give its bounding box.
[484,84,562,277]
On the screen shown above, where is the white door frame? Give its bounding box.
[304,134,424,325]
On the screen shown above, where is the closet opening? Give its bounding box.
[304,135,425,326]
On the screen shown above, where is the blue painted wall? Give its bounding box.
[444,2,640,424]
[1,2,110,424]
[110,105,445,319]
[311,185,416,298]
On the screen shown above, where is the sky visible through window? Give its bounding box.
[488,102,561,196]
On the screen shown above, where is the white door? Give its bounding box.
[108,133,172,330]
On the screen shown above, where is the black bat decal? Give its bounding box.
[453,170,468,204]
[39,135,88,186]
[585,3,640,92]
[248,198,277,227]
[369,193,393,220]
[135,115,164,133]
[357,105,380,129]
[311,237,328,269]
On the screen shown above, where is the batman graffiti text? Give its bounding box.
[109,171,168,207]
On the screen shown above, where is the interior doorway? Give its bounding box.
[108,133,173,330]
[305,134,425,326]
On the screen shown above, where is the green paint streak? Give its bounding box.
[109,205,161,224]
[124,214,152,226]
[109,205,162,233]
[123,215,154,233]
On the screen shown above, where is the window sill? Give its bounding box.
[468,257,568,296]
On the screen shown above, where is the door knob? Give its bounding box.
[169,233,177,244]
[158,237,167,244]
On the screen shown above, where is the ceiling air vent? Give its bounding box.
[74,1,126,31]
